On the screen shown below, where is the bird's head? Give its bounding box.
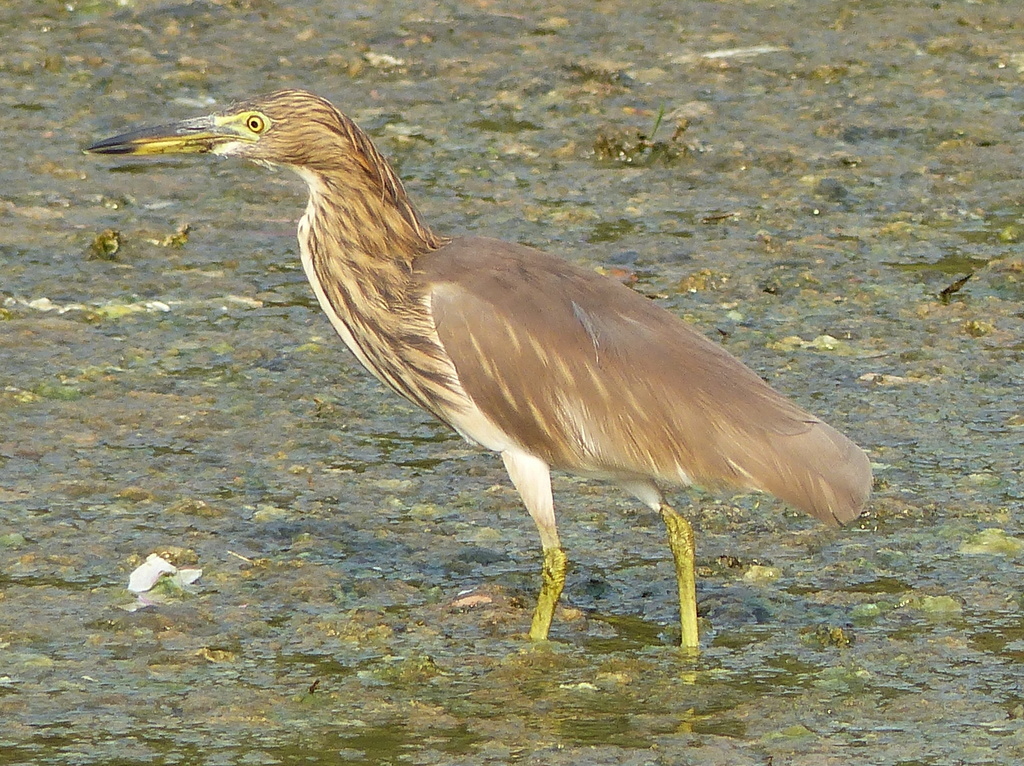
[87,89,365,171]
[88,89,443,254]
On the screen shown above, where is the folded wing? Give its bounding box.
[424,237,871,525]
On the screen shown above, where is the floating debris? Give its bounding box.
[88,228,121,260]
[145,222,191,248]
[938,273,972,304]
[593,107,689,166]
[449,592,493,610]
[768,334,851,353]
[859,372,911,385]
[701,211,738,224]
[5,295,171,316]
[672,45,789,64]
[125,553,202,610]
[127,553,178,593]
[802,625,854,648]
[962,319,995,337]
[363,51,406,71]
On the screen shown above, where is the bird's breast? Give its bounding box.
[296,207,502,443]
[297,209,380,376]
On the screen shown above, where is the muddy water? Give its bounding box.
[2,0,1022,764]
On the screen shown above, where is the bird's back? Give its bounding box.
[422,237,871,525]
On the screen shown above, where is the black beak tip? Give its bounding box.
[85,138,131,155]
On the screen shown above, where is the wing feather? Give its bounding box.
[421,237,870,524]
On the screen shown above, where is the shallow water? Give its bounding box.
[2,1,1023,764]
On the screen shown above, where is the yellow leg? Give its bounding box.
[661,504,699,650]
[529,546,568,641]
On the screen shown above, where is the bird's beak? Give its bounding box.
[86,114,254,156]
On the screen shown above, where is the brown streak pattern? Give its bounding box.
[238,91,463,420]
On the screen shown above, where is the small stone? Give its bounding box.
[0,532,27,548]
[917,595,962,615]
[815,177,849,201]
[851,602,883,619]
[743,564,781,583]
[764,724,815,741]
[997,224,1021,243]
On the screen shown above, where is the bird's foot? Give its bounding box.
[528,546,568,641]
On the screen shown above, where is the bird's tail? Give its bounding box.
[745,419,872,526]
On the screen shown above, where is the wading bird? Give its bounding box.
[88,90,871,648]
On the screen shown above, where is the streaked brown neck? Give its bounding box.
[297,114,446,270]
[294,116,461,420]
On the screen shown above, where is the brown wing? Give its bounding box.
[421,237,871,525]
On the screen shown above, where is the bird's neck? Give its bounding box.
[293,122,445,270]
[295,156,445,305]
[294,160,464,421]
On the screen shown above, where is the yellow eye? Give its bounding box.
[246,114,266,134]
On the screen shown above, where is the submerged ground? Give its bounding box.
[1,0,1022,764]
